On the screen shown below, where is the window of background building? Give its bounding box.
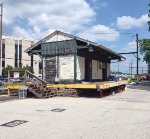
[2,39,5,68]
[19,40,22,67]
[15,40,18,67]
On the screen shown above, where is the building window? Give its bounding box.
[19,40,22,67]
[2,39,5,68]
[15,40,18,67]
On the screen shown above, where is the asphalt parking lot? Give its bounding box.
[0,84,150,139]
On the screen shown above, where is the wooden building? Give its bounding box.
[25,31,125,83]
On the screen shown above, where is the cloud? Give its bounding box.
[3,0,96,39]
[117,14,148,29]
[119,41,137,67]
[121,41,137,52]
[121,41,146,65]
[112,41,147,73]
[90,0,107,9]
[2,0,119,42]
[78,24,120,42]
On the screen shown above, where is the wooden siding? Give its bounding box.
[59,55,74,80]
[45,34,72,42]
[92,60,103,80]
[77,56,85,80]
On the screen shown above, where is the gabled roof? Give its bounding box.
[25,30,125,60]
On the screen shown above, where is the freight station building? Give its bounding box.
[26,31,125,83]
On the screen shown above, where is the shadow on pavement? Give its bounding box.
[0,95,18,102]
[78,89,118,98]
[127,81,150,92]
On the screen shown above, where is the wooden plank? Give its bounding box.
[47,80,128,90]
[47,84,96,89]
[6,80,128,90]
[6,84,26,89]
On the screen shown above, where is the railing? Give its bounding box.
[25,70,47,84]
[7,70,47,86]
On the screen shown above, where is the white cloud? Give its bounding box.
[2,0,121,42]
[2,0,96,39]
[121,41,146,65]
[121,41,136,52]
[90,0,107,9]
[120,41,137,67]
[112,41,147,73]
[117,14,148,29]
[78,24,120,42]
[109,45,117,48]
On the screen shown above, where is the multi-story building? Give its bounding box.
[1,36,40,76]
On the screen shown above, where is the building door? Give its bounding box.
[85,58,92,82]
[102,64,107,81]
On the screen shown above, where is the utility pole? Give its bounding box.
[148,3,150,31]
[147,0,150,71]
[142,67,143,75]
[0,3,2,75]
[131,61,133,79]
[117,61,119,75]
[136,33,139,81]
[129,63,130,75]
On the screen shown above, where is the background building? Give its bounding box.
[1,36,40,76]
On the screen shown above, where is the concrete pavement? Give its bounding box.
[0,85,150,139]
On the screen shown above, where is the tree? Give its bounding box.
[22,65,34,73]
[2,65,13,76]
[2,64,34,77]
[139,39,150,73]
[14,65,34,73]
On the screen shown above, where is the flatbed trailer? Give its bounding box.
[4,70,128,98]
[6,80,127,90]
[5,80,128,98]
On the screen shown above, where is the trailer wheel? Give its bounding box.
[111,88,115,95]
[120,85,125,92]
[99,90,103,98]
[114,87,119,93]
[76,89,82,97]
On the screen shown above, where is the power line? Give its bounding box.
[94,32,135,34]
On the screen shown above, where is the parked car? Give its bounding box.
[107,75,119,82]
[141,75,147,80]
[0,76,7,83]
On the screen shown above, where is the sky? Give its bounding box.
[1,0,150,74]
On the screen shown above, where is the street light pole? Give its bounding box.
[130,61,133,79]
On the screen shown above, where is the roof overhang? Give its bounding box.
[25,31,126,61]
